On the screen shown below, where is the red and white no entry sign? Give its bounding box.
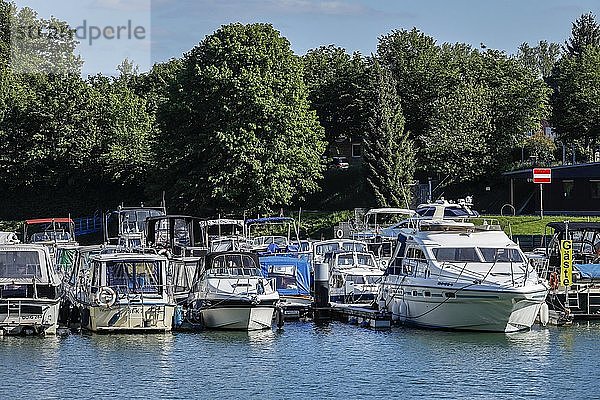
[533,168,552,184]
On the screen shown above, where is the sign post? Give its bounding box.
[560,239,573,287]
[533,168,552,218]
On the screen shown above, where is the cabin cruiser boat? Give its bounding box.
[145,215,208,305]
[205,218,247,251]
[327,251,383,304]
[77,252,175,332]
[259,253,312,318]
[24,218,79,274]
[0,233,62,335]
[187,252,279,330]
[378,217,548,332]
[104,204,166,247]
[313,239,368,263]
[541,222,600,320]
[245,217,300,253]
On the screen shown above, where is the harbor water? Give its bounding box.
[1,322,600,399]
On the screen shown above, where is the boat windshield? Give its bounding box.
[342,242,367,252]
[433,248,480,262]
[207,267,263,278]
[357,254,376,267]
[315,243,339,255]
[0,251,42,279]
[106,261,162,294]
[31,231,71,243]
[432,247,525,263]
[479,248,524,263]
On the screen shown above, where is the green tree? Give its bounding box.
[158,23,326,212]
[377,28,445,140]
[565,12,600,57]
[362,61,414,207]
[550,45,600,160]
[516,40,561,78]
[419,82,493,182]
[523,133,557,166]
[302,46,368,150]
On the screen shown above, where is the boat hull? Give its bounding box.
[201,306,275,330]
[382,281,548,332]
[84,303,175,333]
[0,299,61,335]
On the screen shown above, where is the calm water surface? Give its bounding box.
[0,321,598,399]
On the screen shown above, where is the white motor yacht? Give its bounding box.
[0,233,62,335]
[187,252,279,330]
[378,218,548,332]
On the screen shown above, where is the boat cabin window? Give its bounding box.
[342,242,367,252]
[172,260,198,293]
[208,254,263,277]
[106,261,162,294]
[316,243,339,255]
[406,248,426,260]
[0,251,42,279]
[479,248,524,263]
[337,254,355,266]
[433,248,479,262]
[269,265,298,290]
[356,254,376,267]
[31,231,71,243]
[346,275,382,285]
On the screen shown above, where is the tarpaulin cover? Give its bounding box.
[575,263,600,279]
[259,254,311,296]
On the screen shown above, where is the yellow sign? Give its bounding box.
[560,240,573,287]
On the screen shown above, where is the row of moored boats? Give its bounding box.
[0,199,596,335]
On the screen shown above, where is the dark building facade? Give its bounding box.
[503,163,600,215]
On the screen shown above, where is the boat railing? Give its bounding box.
[0,299,50,323]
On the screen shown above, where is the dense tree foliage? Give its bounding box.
[302,46,368,148]
[156,23,326,213]
[551,45,600,160]
[362,61,414,207]
[1,0,599,216]
[516,41,560,78]
[565,12,600,57]
[377,29,550,185]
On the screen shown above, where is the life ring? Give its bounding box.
[96,286,117,307]
[549,272,559,290]
[335,229,344,239]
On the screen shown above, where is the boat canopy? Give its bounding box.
[0,245,58,285]
[365,208,416,217]
[245,217,294,225]
[259,254,311,296]
[575,264,600,279]
[25,218,74,225]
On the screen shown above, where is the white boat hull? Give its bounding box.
[85,303,175,332]
[201,306,275,330]
[382,282,548,332]
[0,299,61,335]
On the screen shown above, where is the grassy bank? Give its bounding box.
[474,215,600,236]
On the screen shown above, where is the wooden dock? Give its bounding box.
[318,303,392,329]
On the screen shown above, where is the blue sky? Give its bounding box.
[14,0,600,75]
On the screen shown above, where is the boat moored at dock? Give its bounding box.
[378,216,548,332]
[187,251,279,330]
[77,252,175,332]
[0,233,62,335]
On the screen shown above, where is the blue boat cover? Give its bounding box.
[575,264,600,279]
[259,254,311,296]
